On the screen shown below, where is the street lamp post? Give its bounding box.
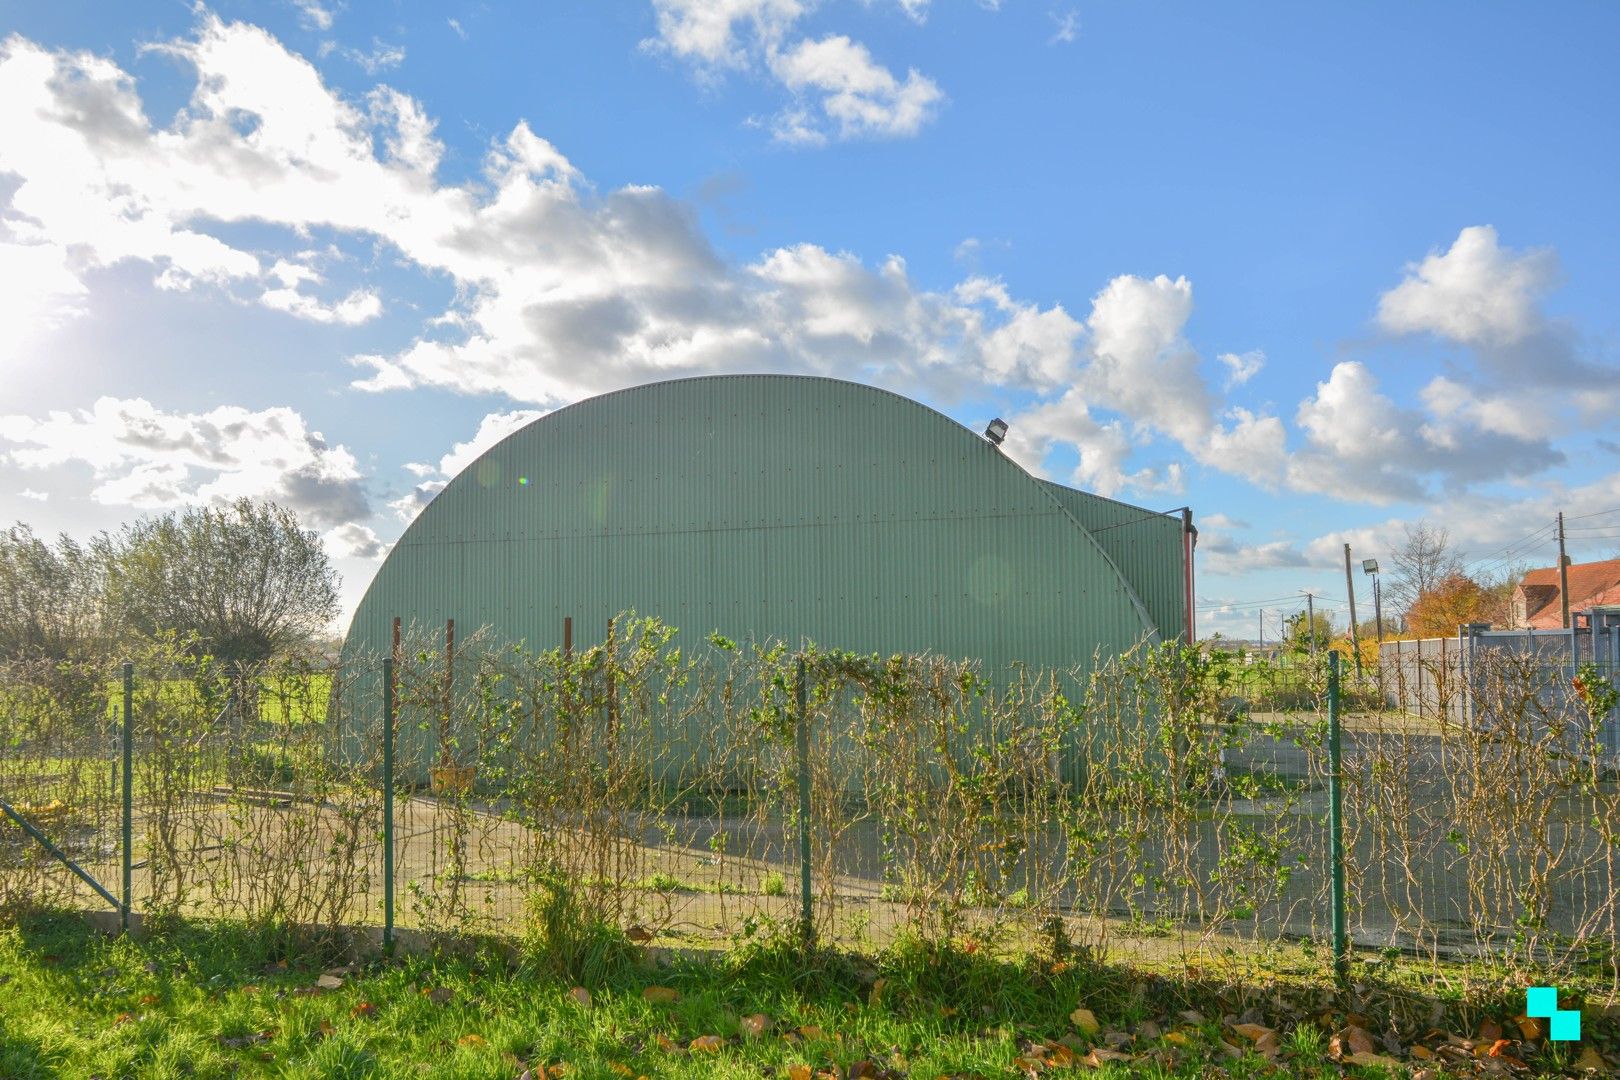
[1363,559,1383,644]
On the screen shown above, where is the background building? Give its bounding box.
[341,375,1194,770]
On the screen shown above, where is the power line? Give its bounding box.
[1462,521,1557,576]
[1566,506,1620,522]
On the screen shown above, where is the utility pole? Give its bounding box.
[1558,511,1571,630]
[1372,573,1384,644]
[1305,592,1318,656]
[1258,609,1264,647]
[1342,544,1363,679]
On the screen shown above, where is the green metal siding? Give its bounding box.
[1038,481,1189,643]
[340,377,1184,777]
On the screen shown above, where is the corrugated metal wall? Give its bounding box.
[1038,482,1189,643]
[341,376,1182,774]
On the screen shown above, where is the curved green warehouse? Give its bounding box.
[341,375,1192,728]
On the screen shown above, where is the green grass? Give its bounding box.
[1,911,1611,1079]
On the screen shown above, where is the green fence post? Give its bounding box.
[1328,650,1348,987]
[383,657,396,956]
[121,662,133,934]
[795,656,813,948]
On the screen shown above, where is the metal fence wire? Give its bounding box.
[4,622,1620,995]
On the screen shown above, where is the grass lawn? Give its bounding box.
[0,913,1614,1079]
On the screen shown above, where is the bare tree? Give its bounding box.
[108,499,340,665]
[0,524,118,661]
[1386,520,1463,621]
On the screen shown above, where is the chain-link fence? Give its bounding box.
[4,624,1620,995]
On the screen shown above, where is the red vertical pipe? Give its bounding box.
[1182,509,1196,643]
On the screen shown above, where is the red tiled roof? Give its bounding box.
[1518,558,1620,628]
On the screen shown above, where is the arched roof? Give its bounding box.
[343,375,1165,672]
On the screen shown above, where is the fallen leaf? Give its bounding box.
[848,1062,877,1078]
[1513,1013,1542,1041]
[799,1025,825,1041]
[1410,1044,1435,1060]
[569,987,591,1008]
[787,1067,812,1080]
[139,993,159,1006]
[1330,1025,1376,1059]
[315,974,343,991]
[1343,1051,1402,1069]
[457,1034,486,1047]
[869,977,887,1005]
[1577,1045,1608,1071]
[424,986,454,1006]
[740,1013,771,1037]
[114,1013,135,1026]
[625,926,654,944]
[1477,1019,1503,1043]
[351,1002,378,1020]
[689,1035,724,1053]
[654,1034,678,1052]
[1080,1048,1132,1067]
[1230,1023,1273,1043]
[609,1065,635,1078]
[1070,1007,1100,1036]
[642,986,679,1005]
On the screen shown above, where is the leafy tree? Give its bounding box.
[1387,521,1463,619]
[1284,610,1333,655]
[1405,572,1489,637]
[108,499,339,666]
[0,524,117,661]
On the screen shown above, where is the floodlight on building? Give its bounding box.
[984,418,1009,445]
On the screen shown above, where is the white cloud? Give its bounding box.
[328,38,405,74]
[0,237,88,366]
[1083,274,1213,446]
[0,397,369,526]
[894,0,932,23]
[1049,9,1079,44]
[18,488,48,502]
[420,408,549,480]
[1217,349,1264,388]
[323,521,386,559]
[447,19,467,41]
[646,0,943,144]
[1198,537,1309,577]
[388,479,446,522]
[1286,361,1562,504]
[292,0,335,31]
[0,19,1592,519]
[767,35,943,143]
[1377,225,1555,351]
[647,0,805,70]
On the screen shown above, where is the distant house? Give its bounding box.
[1511,557,1620,628]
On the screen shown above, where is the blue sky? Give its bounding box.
[2,1,1617,639]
